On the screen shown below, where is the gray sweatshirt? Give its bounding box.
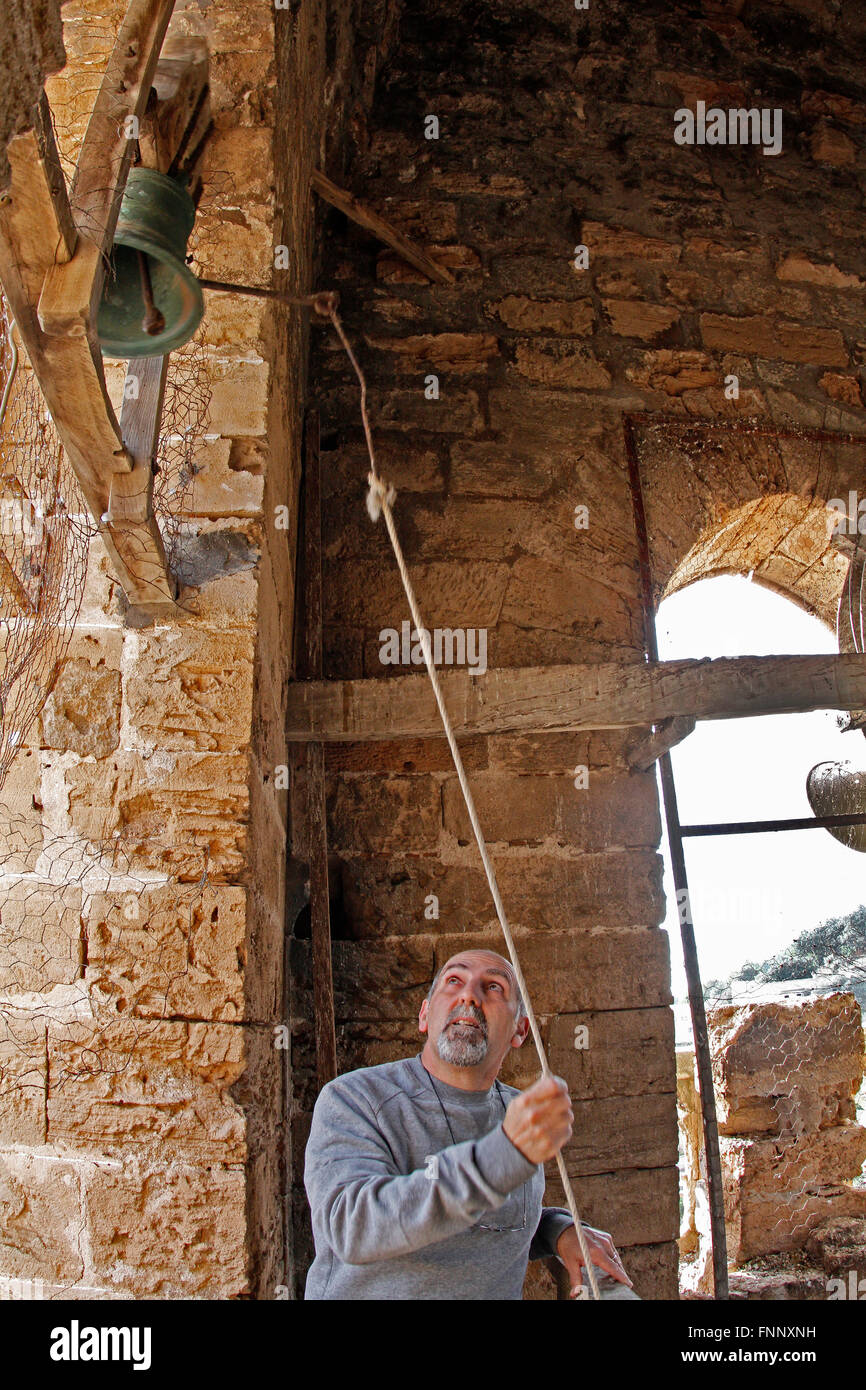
[303,1052,574,1300]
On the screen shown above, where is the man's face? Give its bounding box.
[418,951,526,1070]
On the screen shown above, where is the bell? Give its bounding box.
[97,169,204,358]
[806,760,866,853]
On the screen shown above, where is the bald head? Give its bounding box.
[426,949,526,1024]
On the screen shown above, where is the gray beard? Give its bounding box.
[436,1022,489,1067]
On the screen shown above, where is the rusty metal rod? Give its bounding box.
[682,812,866,836]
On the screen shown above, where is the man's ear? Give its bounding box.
[510,1016,531,1049]
[418,998,429,1035]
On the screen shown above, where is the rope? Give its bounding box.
[322,299,601,1301]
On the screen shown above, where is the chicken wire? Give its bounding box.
[0,293,96,791]
[0,810,211,1103]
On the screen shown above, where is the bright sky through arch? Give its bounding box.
[655,574,866,1024]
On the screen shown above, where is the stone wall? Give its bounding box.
[712,993,866,1265]
[0,0,396,1300]
[0,0,64,190]
[294,0,866,1300]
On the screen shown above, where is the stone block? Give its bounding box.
[449,439,555,497]
[513,339,612,389]
[0,1151,84,1282]
[188,436,266,517]
[48,1019,250,1161]
[724,1140,866,1261]
[63,751,249,881]
[39,659,120,757]
[363,332,499,373]
[0,1026,46,1146]
[0,880,83,992]
[700,313,848,366]
[819,372,863,407]
[544,1163,680,1248]
[0,749,45,871]
[123,626,255,753]
[326,774,442,854]
[323,556,510,629]
[85,1159,247,1297]
[486,296,595,335]
[805,1215,866,1279]
[337,846,664,938]
[776,253,864,289]
[559,1092,678,1175]
[626,348,718,396]
[581,222,681,263]
[207,357,270,436]
[441,770,660,851]
[709,995,864,1135]
[809,122,857,166]
[547,1007,676,1099]
[499,553,639,645]
[85,883,246,1022]
[603,299,679,340]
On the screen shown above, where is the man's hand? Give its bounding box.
[556,1222,633,1295]
[502,1074,573,1163]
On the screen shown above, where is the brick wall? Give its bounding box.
[294,0,866,1299]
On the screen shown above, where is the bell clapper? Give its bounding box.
[136,249,166,337]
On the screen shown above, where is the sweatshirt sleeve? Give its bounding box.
[528,1207,574,1261]
[304,1076,538,1266]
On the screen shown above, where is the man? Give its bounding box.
[304,947,638,1300]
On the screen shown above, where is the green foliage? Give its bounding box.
[726,903,866,987]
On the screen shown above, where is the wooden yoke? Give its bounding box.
[0,1,182,621]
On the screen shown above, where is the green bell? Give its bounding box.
[97,168,204,358]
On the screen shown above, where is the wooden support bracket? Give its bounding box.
[311,170,455,286]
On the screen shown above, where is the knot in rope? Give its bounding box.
[366,471,396,524]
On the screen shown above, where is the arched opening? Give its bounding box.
[655,520,866,1296]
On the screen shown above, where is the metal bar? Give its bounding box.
[624,415,730,1300]
[682,812,866,837]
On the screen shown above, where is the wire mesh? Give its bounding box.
[0,809,211,1104]
[0,292,96,791]
[152,325,212,573]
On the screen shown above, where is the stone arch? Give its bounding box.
[631,420,862,637]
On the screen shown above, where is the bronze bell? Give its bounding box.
[97,168,204,358]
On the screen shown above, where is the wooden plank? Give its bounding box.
[300,411,337,1088]
[0,112,76,315]
[311,170,455,286]
[38,0,178,338]
[138,35,210,176]
[285,653,866,741]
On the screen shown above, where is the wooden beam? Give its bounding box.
[627,715,696,772]
[285,653,866,742]
[38,0,178,339]
[311,170,455,287]
[138,35,210,178]
[105,354,176,615]
[300,410,337,1088]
